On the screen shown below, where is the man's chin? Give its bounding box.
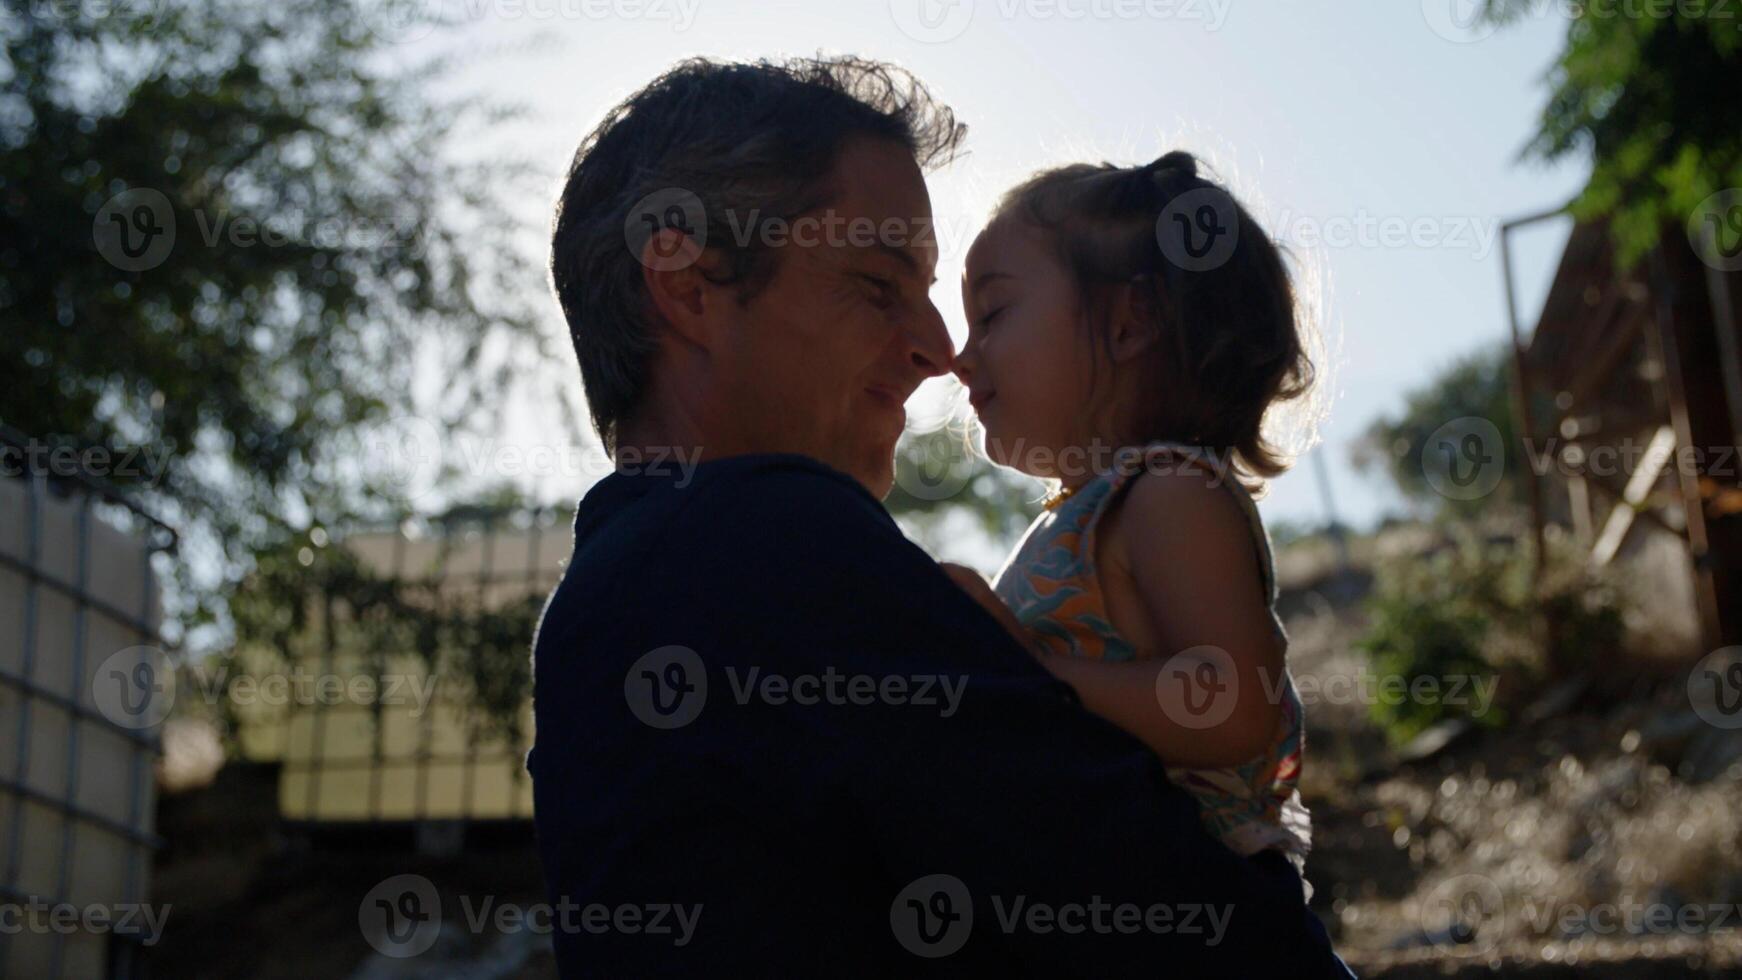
[846,444,897,500]
[861,456,896,500]
[868,468,896,500]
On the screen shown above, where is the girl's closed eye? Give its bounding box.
[975,306,1005,330]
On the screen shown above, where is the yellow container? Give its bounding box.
[236,521,567,824]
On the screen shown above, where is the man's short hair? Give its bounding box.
[549,56,966,452]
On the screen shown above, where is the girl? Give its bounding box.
[947,150,1317,882]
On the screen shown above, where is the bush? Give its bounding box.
[1358,540,1510,746]
[1356,526,1629,746]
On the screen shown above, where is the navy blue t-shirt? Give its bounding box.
[528,453,1350,977]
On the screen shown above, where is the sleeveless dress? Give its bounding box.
[992,442,1312,869]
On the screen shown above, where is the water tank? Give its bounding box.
[232,517,566,827]
[0,465,171,979]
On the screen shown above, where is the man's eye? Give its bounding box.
[860,275,898,308]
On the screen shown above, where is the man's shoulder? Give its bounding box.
[678,452,889,522]
[600,452,899,551]
[561,452,903,599]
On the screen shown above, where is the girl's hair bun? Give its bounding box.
[1143,150,1199,182]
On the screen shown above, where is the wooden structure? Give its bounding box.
[1500,212,1742,655]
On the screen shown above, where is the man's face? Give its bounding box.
[711,136,954,497]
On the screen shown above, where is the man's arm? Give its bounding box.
[680,457,1343,976]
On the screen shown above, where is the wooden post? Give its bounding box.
[1648,233,1742,652]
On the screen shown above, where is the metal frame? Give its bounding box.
[1498,206,1569,595]
[1,425,176,980]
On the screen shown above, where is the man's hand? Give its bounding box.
[939,562,1047,663]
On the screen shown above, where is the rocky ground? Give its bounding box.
[1281,563,1742,979]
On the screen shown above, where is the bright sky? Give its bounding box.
[406,0,1591,531]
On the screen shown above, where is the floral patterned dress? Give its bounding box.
[992,443,1312,869]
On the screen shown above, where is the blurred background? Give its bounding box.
[2,0,1741,975]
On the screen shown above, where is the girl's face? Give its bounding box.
[956,216,1098,482]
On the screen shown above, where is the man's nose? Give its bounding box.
[906,299,956,379]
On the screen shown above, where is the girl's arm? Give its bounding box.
[1038,471,1286,769]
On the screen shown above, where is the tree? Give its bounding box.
[885,423,1043,566]
[1481,0,1742,265]
[0,0,561,641]
[1353,341,1537,519]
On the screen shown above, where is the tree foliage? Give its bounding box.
[1353,342,1536,518]
[1482,0,1742,264]
[885,424,1043,564]
[0,0,557,636]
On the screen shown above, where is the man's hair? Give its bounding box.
[550,56,967,453]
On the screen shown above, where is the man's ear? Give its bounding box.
[639,229,728,349]
[1109,277,1164,363]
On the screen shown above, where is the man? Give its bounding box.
[531,55,1352,977]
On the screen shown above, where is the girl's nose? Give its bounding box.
[951,348,974,385]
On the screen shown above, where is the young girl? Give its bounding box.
[946,150,1317,883]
